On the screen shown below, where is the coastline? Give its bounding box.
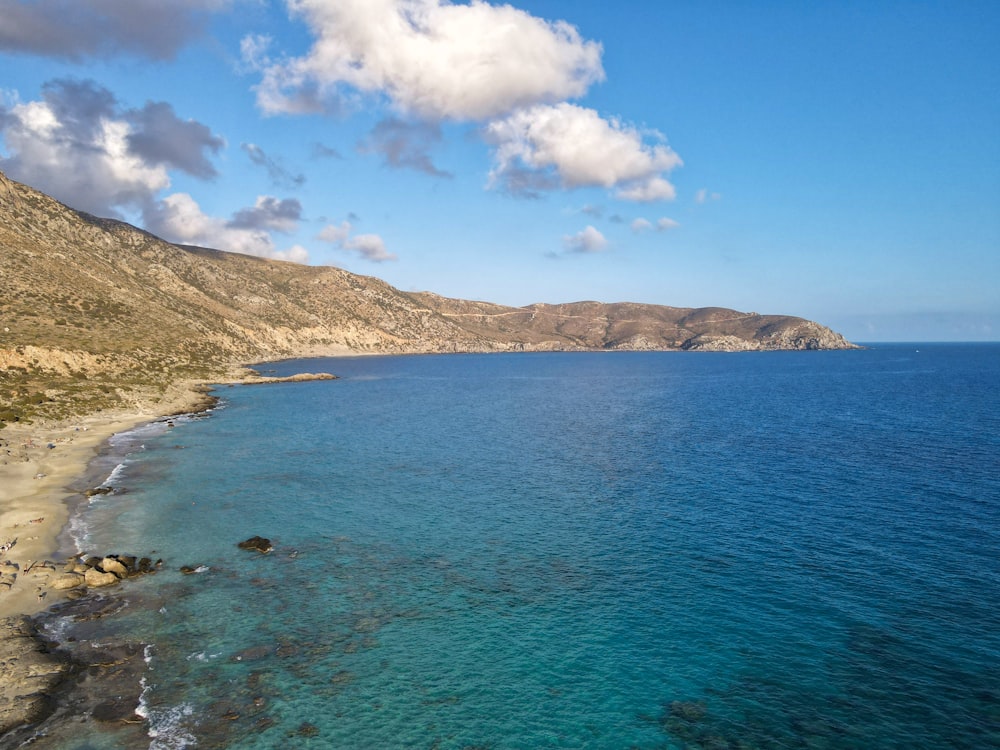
[0,381,217,620]
[0,366,344,742]
[0,379,218,742]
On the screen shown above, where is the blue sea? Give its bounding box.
[30,345,1000,749]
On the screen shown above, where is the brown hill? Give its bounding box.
[0,169,855,425]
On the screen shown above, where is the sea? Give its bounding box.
[20,344,1000,749]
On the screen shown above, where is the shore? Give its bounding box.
[0,381,218,620]
[0,380,219,742]
[0,368,344,742]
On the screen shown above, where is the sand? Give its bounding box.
[0,383,215,620]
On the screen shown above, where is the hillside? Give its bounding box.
[0,169,855,425]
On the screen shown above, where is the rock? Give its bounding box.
[0,616,71,738]
[50,573,86,590]
[137,557,154,573]
[179,565,202,575]
[84,487,112,497]
[84,568,119,588]
[237,536,273,554]
[295,722,319,737]
[91,697,140,724]
[100,557,129,578]
[116,555,137,572]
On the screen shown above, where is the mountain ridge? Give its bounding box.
[0,169,856,425]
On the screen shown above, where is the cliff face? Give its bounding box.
[0,169,855,423]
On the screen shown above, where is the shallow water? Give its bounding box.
[29,345,1000,749]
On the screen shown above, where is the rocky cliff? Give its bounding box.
[0,169,856,424]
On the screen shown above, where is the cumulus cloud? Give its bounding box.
[227,196,302,232]
[241,142,306,188]
[144,192,308,262]
[346,234,396,263]
[359,118,451,177]
[563,225,607,254]
[245,2,683,202]
[0,0,231,61]
[317,221,396,262]
[656,217,680,231]
[485,103,681,201]
[127,101,225,179]
[0,78,222,217]
[631,218,653,233]
[248,0,603,121]
[317,221,351,244]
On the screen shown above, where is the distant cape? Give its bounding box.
[0,169,856,423]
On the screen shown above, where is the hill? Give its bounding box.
[0,169,855,425]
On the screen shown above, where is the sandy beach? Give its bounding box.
[0,381,218,741]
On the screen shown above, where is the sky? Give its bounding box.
[1,1,998,342]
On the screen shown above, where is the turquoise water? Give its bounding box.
[37,346,1000,748]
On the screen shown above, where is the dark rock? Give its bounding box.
[91,697,139,724]
[295,722,319,737]
[179,565,198,575]
[137,557,154,573]
[237,536,273,554]
[232,645,272,662]
[84,487,113,497]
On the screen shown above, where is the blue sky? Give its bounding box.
[1,0,997,341]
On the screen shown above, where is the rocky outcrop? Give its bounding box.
[0,615,71,739]
[46,553,161,594]
[237,536,273,554]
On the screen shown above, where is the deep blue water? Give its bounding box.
[39,345,1000,748]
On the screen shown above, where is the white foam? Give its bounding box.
[146,702,197,750]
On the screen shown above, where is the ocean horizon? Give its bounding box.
[23,343,1000,749]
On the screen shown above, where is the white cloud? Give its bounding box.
[317,221,396,262]
[631,218,653,233]
[1,98,169,217]
[656,217,680,231]
[317,221,352,244]
[272,244,310,264]
[485,103,681,200]
[144,192,309,262]
[695,187,721,204]
[0,79,222,218]
[346,233,396,262]
[249,0,604,120]
[615,176,676,202]
[563,225,607,253]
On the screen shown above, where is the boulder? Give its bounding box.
[84,568,119,588]
[50,573,86,590]
[237,536,273,554]
[100,557,129,578]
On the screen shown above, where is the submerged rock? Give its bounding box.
[237,536,273,554]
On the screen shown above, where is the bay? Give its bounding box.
[32,345,1000,749]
